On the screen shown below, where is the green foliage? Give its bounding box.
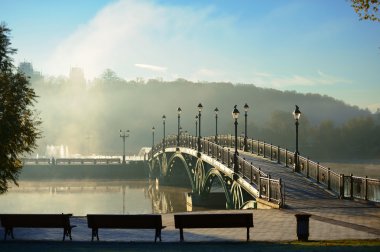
[351,0,380,22]
[255,111,380,161]
[0,23,41,193]
[28,71,378,162]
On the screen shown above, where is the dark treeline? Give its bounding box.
[27,69,379,162]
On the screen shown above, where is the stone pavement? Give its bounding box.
[0,206,378,242]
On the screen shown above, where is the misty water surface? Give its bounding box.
[0,179,206,216]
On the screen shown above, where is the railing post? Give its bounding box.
[242,158,245,177]
[263,141,266,158]
[257,140,260,155]
[350,173,353,198]
[327,168,331,190]
[251,139,254,154]
[306,157,310,178]
[279,178,283,206]
[227,149,230,168]
[250,162,253,184]
[277,146,281,164]
[285,149,288,167]
[270,144,273,160]
[339,174,344,199]
[317,162,320,183]
[365,176,368,201]
[258,176,262,198]
[267,174,271,202]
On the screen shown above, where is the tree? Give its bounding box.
[351,0,380,22]
[0,23,41,193]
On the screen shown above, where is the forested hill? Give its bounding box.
[31,74,379,161]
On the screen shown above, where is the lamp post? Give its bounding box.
[214,107,219,144]
[232,105,240,174]
[120,129,130,164]
[293,105,301,172]
[197,103,203,152]
[244,103,249,152]
[152,126,155,148]
[177,107,182,146]
[162,115,166,151]
[195,115,198,137]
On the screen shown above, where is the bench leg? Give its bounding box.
[247,227,250,241]
[91,228,99,241]
[155,228,162,242]
[4,228,14,240]
[179,228,184,242]
[63,227,74,241]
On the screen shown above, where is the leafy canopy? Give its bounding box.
[351,0,380,22]
[0,23,41,193]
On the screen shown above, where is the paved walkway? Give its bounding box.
[1,207,378,242]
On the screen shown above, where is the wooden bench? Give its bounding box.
[0,214,75,241]
[87,214,165,242]
[174,213,253,241]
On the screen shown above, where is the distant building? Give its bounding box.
[69,67,86,87]
[17,62,42,80]
[18,62,34,77]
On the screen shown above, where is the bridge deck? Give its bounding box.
[241,152,374,210]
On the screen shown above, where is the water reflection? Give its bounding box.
[0,179,207,216]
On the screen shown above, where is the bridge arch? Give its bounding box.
[202,168,233,208]
[231,181,244,209]
[150,156,161,176]
[160,153,168,176]
[167,152,194,190]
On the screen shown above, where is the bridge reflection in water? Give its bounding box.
[0,180,212,216]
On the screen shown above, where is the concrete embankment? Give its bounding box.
[19,162,149,180]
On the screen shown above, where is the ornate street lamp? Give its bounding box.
[195,115,198,137]
[152,126,155,149]
[232,105,240,173]
[197,103,203,152]
[293,105,301,172]
[120,129,130,164]
[177,107,182,146]
[214,107,219,144]
[244,103,249,152]
[162,115,166,151]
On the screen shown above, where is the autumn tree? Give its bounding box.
[0,23,41,193]
[351,0,380,22]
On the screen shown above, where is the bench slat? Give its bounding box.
[0,214,75,241]
[174,213,254,241]
[86,214,164,242]
[174,213,253,228]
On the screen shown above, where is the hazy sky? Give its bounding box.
[1,0,379,111]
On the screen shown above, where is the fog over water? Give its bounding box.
[0,179,201,215]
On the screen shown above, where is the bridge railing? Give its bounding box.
[149,134,284,206]
[211,135,380,203]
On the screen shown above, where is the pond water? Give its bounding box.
[0,179,209,216]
